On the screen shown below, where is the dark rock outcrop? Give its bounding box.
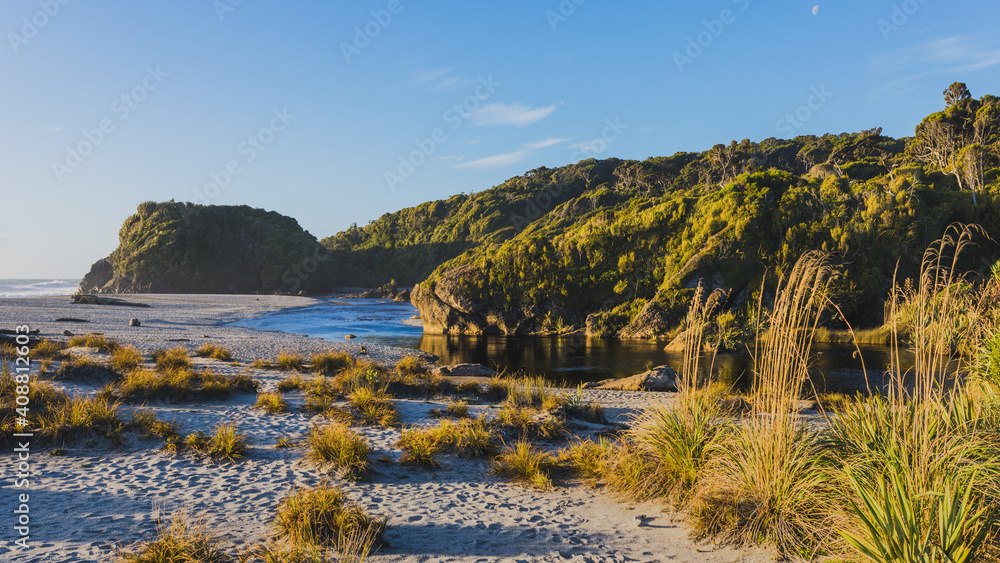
[342,281,411,301]
[78,202,333,295]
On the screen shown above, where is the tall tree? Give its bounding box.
[944,82,972,108]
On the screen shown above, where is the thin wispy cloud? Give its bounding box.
[409,67,452,87]
[408,67,476,92]
[454,138,568,170]
[455,150,530,170]
[470,103,558,127]
[870,34,1000,99]
[524,138,570,150]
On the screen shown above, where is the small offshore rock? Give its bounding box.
[345,334,356,339]
[63,330,74,337]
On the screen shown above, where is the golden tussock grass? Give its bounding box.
[195,343,234,362]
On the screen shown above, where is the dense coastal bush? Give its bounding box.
[79,201,332,294]
[321,84,999,338]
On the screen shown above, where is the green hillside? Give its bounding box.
[331,83,1000,336]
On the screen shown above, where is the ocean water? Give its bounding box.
[0,279,81,298]
[231,298,425,345]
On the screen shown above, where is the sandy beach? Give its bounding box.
[0,294,773,562]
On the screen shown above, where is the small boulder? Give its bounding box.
[344,334,356,339]
[129,319,141,327]
[433,363,498,378]
[586,365,678,392]
[63,330,74,337]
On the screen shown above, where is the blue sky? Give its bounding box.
[1,0,998,279]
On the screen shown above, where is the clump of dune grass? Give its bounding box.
[278,375,309,392]
[32,338,65,359]
[430,400,469,419]
[52,354,120,382]
[503,375,566,411]
[307,424,370,479]
[109,346,144,373]
[114,510,231,563]
[395,355,425,375]
[68,333,121,353]
[693,252,838,555]
[0,376,142,446]
[115,368,257,402]
[397,426,445,467]
[152,347,193,372]
[185,430,210,451]
[251,359,275,370]
[312,351,354,375]
[492,439,556,489]
[199,370,259,398]
[256,392,289,414]
[38,394,125,442]
[274,482,388,554]
[619,389,729,506]
[830,226,1000,562]
[396,416,498,459]
[194,343,233,362]
[207,421,248,462]
[180,422,248,462]
[560,385,606,422]
[303,377,341,412]
[495,405,565,439]
[277,352,306,372]
[249,541,336,563]
[117,368,196,401]
[348,386,398,427]
[129,410,180,443]
[560,437,614,487]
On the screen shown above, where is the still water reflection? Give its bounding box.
[232,297,909,391]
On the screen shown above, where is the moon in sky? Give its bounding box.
[812,5,820,15]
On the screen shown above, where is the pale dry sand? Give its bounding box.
[0,295,774,563]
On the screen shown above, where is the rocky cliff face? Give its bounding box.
[79,202,334,295]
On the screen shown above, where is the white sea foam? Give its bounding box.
[0,279,80,298]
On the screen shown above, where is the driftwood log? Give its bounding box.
[71,294,151,308]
